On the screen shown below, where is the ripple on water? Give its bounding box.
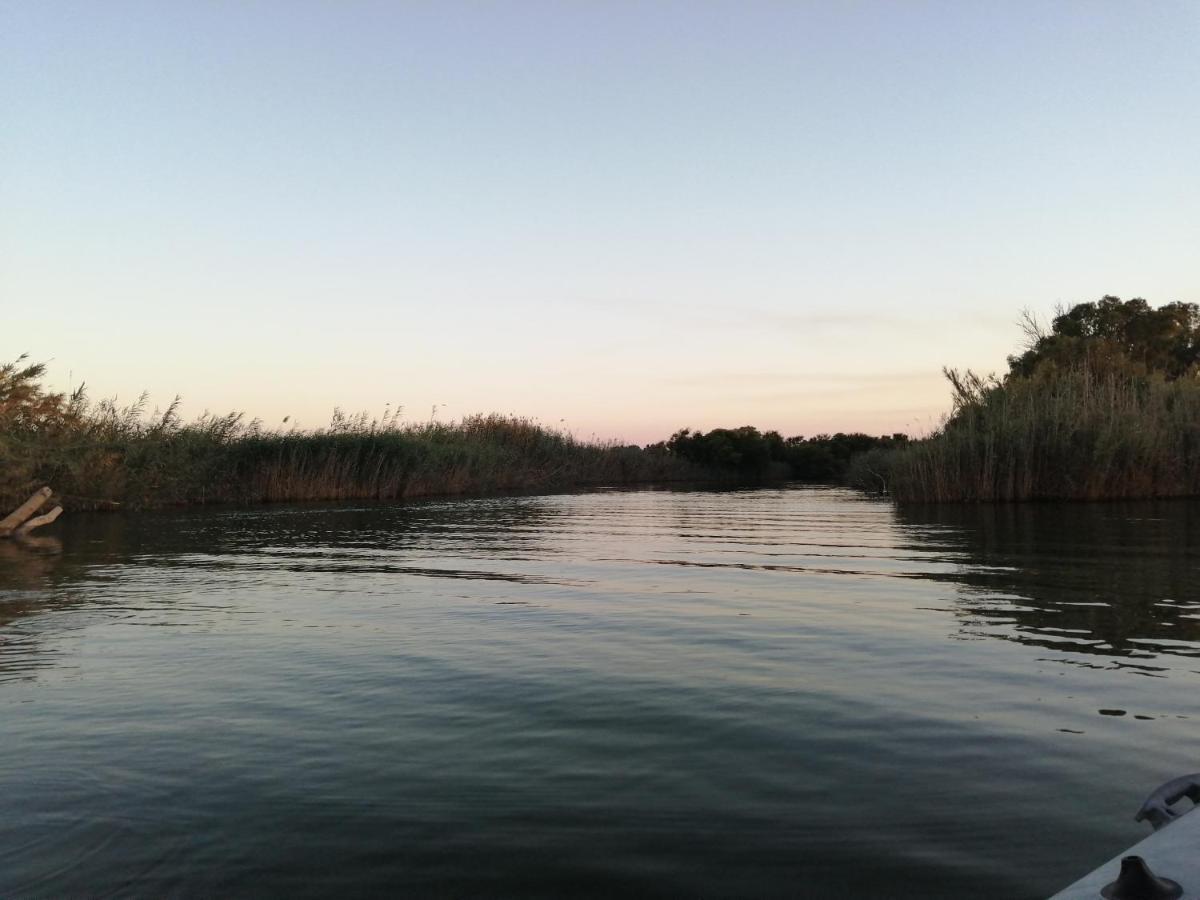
[0,487,1198,898]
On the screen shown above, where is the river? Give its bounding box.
[2,486,1197,897]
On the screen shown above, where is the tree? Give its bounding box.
[1007,296,1200,379]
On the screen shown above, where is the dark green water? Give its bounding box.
[1,487,1197,898]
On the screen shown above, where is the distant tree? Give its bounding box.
[1007,296,1200,379]
[663,425,908,482]
[783,432,908,480]
[666,426,777,473]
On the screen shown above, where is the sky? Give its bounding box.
[2,1,1198,443]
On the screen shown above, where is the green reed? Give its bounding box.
[0,359,702,510]
[852,365,1200,502]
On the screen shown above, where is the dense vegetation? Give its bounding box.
[1007,296,1200,379]
[856,297,1200,502]
[9,295,1192,511]
[655,427,908,481]
[0,358,706,510]
[0,354,911,512]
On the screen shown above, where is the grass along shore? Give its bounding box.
[850,365,1200,502]
[0,359,708,511]
[847,298,1200,502]
[10,296,1197,510]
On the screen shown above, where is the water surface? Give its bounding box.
[2,487,1198,897]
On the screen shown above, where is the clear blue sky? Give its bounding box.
[3,1,1197,441]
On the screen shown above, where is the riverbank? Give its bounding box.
[846,298,1200,502]
[0,356,883,512]
[847,365,1200,502]
[2,406,713,511]
[1,357,715,510]
[12,294,1198,509]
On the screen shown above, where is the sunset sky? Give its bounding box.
[3,1,1197,443]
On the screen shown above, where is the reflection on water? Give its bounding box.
[898,503,1200,666]
[1,488,1197,898]
[0,537,62,594]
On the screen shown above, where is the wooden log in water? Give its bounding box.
[15,505,62,536]
[0,487,57,538]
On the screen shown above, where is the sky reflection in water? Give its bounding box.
[1,488,1197,898]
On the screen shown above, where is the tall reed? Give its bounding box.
[863,365,1200,502]
[0,359,705,510]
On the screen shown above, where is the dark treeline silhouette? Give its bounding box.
[1008,295,1200,379]
[649,427,909,481]
[860,296,1200,502]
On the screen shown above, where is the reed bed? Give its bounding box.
[4,412,703,510]
[856,366,1200,502]
[0,359,704,510]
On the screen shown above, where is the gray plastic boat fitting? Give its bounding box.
[1134,773,1200,831]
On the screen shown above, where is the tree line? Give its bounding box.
[647,427,909,481]
[5,295,1194,509]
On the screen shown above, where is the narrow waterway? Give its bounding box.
[2,487,1197,897]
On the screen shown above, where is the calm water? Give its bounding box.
[2,487,1198,898]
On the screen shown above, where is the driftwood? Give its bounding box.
[16,505,62,535]
[0,487,64,539]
